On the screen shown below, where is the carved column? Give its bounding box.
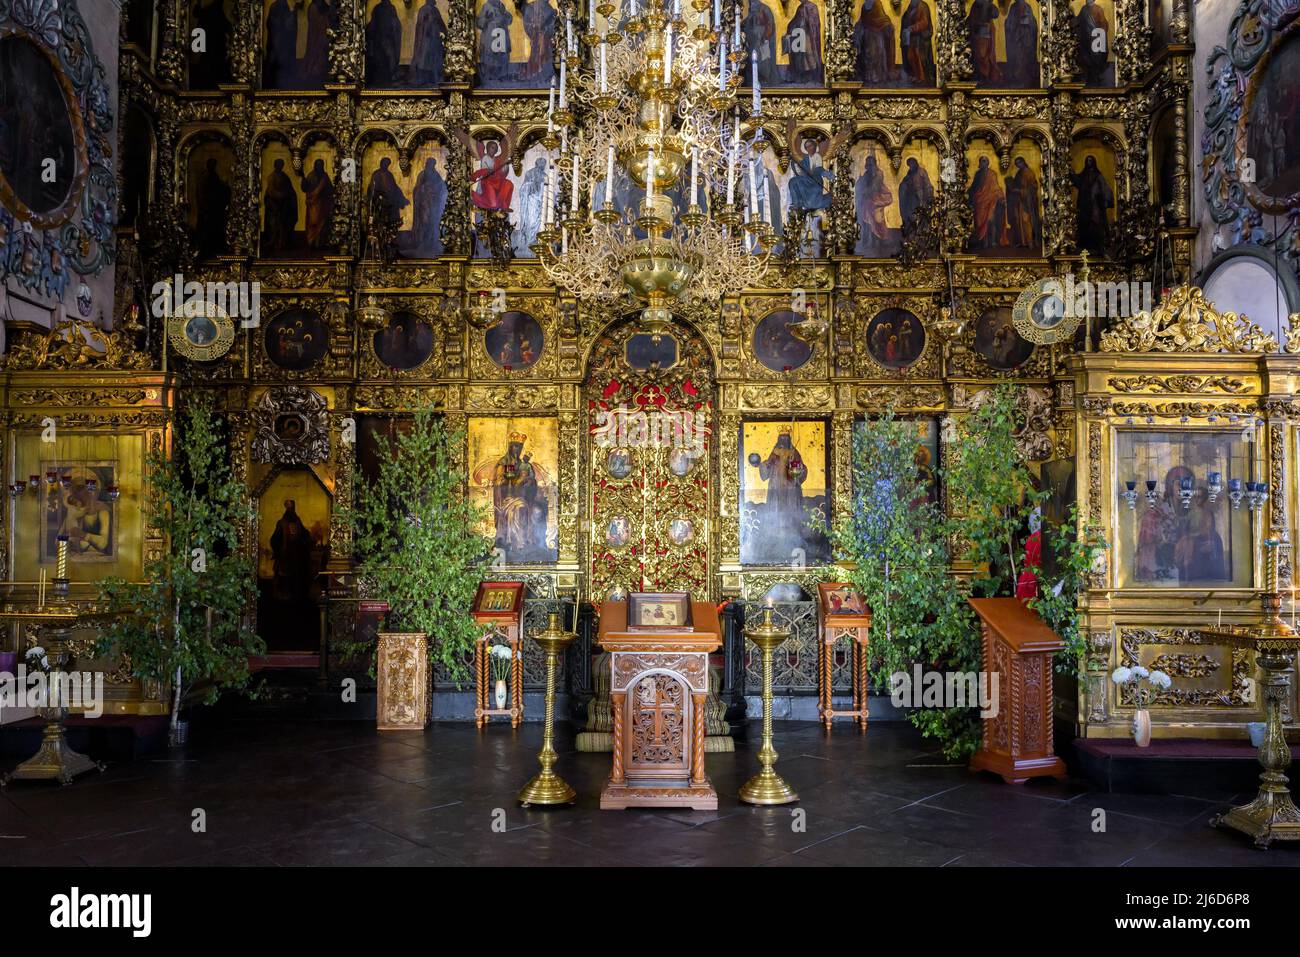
[826,0,855,83]
[329,90,360,255]
[443,93,473,256]
[691,691,707,785]
[445,0,477,84]
[228,91,257,257]
[157,0,186,87]
[331,0,364,85]
[1046,89,1078,258]
[610,691,626,783]
[230,0,259,86]
[828,92,857,256]
[937,0,973,83]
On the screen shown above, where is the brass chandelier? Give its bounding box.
[534,0,774,332]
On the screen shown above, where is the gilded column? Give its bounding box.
[444,0,477,84]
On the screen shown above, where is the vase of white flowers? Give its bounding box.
[490,643,513,710]
[1111,665,1172,747]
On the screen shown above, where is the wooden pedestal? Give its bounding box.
[471,582,526,729]
[597,600,720,810]
[968,598,1067,784]
[815,586,872,732]
[376,632,429,731]
[473,627,524,729]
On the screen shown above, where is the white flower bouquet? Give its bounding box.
[1111,664,1172,708]
[489,642,514,683]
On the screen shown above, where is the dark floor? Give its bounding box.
[1,720,1294,866]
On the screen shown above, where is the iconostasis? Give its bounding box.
[96,0,1193,621]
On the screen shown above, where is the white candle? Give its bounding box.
[690,146,699,207]
[714,0,720,28]
[547,80,556,132]
[600,40,608,92]
[718,35,726,91]
[605,144,615,205]
[571,152,581,213]
[550,166,560,222]
[589,0,595,27]
[766,181,775,226]
[733,4,741,49]
[751,50,760,113]
[559,58,567,108]
[748,158,758,215]
[673,0,681,17]
[664,27,673,83]
[646,148,656,207]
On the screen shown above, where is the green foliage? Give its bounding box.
[1028,504,1108,676]
[346,407,492,680]
[829,410,981,760]
[97,398,263,730]
[945,384,1045,597]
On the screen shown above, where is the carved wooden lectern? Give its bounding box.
[968,598,1067,784]
[597,600,721,810]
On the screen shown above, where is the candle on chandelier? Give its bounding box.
[664,26,673,83]
[733,3,741,48]
[589,0,595,25]
[713,0,720,28]
[605,144,615,204]
[690,146,699,207]
[547,80,556,131]
[566,14,573,53]
[571,150,581,213]
[673,0,682,17]
[751,50,760,112]
[748,157,758,216]
[56,534,69,582]
[767,181,775,226]
[559,58,567,108]
[718,35,727,91]
[600,39,608,92]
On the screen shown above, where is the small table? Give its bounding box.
[815,584,871,732]
[597,600,720,810]
[471,582,525,729]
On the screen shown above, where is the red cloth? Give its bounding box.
[1016,530,1041,599]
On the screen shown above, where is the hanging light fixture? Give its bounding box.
[535,0,775,330]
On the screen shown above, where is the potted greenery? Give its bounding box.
[344,406,492,684]
[98,398,263,747]
[830,410,980,759]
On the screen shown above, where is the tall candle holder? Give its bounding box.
[0,537,107,786]
[1204,539,1300,846]
[739,603,798,805]
[518,612,577,806]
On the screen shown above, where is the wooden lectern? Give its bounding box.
[968,598,1067,784]
[597,599,721,810]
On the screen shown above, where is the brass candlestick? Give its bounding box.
[1,538,106,787]
[518,612,577,806]
[1208,541,1300,846]
[739,604,798,805]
